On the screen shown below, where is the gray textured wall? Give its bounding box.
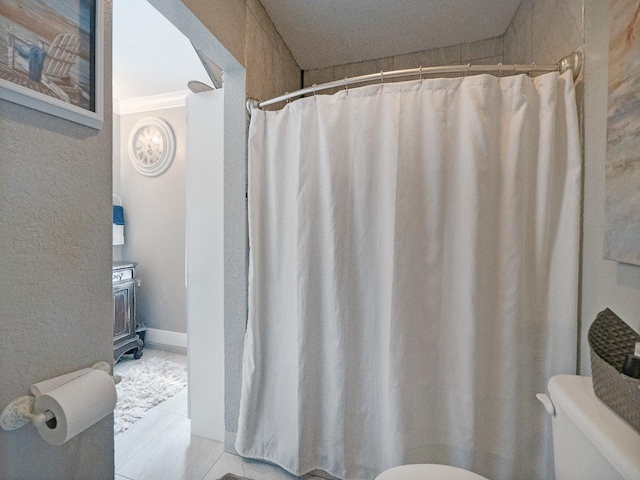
[303,36,504,93]
[0,3,114,480]
[503,0,583,65]
[117,107,188,334]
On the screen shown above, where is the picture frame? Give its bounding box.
[605,0,640,265]
[0,0,104,130]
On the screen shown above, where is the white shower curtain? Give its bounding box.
[236,71,581,480]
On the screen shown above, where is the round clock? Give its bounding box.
[128,117,176,177]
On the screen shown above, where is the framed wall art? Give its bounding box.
[605,0,640,265]
[0,0,103,129]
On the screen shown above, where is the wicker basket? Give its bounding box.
[588,308,640,433]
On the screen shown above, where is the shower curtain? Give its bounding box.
[236,71,581,480]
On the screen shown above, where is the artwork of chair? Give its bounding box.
[9,32,82,102]
[42,33,86,102]
[0,0,102,128]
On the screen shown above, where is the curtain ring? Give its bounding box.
[498,62,503,77]
[464,63,471,78]
[344,77,348,95]
[312,84,317,99]
[380,71,384,83]
[419,65,423,80]
[285,92,290,104]
[529,62,537,77]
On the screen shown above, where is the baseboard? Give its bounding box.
[225,431,238,454]
[145,328,187,350]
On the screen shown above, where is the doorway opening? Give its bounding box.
[110,0,228,476]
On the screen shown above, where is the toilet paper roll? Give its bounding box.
[33,370,117,445]
[30,368,93,397]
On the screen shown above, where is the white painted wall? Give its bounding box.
[580,0,640,373]
[186,89,225,441]
[112,0,211,100]
[112,0,212,336]
[117,105,188,334]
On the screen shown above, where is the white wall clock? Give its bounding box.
[128,117,176,177]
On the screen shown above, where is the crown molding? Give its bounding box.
[114,90,190,115]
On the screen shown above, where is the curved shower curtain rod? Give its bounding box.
[247,51,582,113]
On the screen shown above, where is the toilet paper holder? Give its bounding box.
[0,361,120,431]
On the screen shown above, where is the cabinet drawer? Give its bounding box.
[113,287,131,339]
[113,268,134,283]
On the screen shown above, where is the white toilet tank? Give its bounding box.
[541,375,640,480]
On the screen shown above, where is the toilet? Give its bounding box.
[539,374,640,480]
[376,375,640,480]
[376,464,487,479]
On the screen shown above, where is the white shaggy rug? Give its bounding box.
[114,357,187,434]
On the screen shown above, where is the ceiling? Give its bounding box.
[112,0,211,100]
[259,0,522,70]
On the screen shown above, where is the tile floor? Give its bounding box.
[114,348,325,480]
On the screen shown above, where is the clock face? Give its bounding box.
[128,118,176,177]
[134,125,165,166]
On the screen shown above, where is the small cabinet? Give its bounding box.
[113,262,143,362]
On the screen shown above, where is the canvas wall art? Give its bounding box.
[605,0,640,265]
[0,0,103,128]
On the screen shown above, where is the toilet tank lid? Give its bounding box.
[547,375,640,479]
